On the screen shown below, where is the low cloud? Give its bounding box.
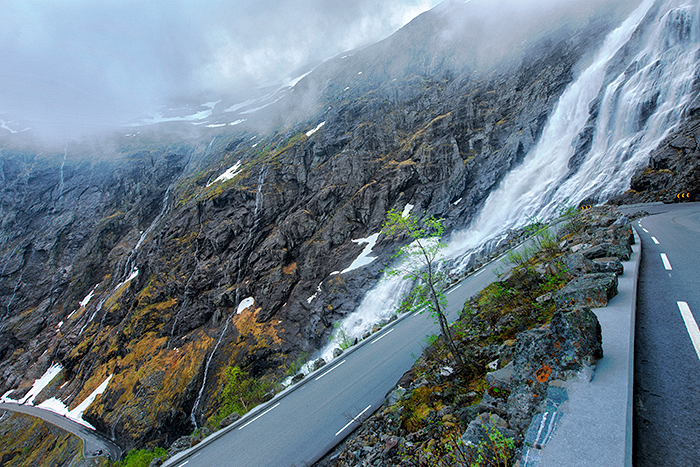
[0,0,442,139]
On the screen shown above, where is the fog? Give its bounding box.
[0,0,644,143]
[0,0,441,141]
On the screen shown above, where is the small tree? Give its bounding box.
[382,208,466,370]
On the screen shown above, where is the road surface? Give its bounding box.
[164,250,505,467]
[0,402,123,461]
[624,202,700,466]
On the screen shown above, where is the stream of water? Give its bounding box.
[317,0,699,366]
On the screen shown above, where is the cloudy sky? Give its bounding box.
[0,0,443,138]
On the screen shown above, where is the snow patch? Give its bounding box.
[306,121,326,137]
[80,284,99,308]
[402,204,414,218]
[57,321,63,329]
[307,282,323,304]
[341,233,380,274]
[37,374,113,430]
[237,297,255,314]
[453,198,462,205]
[229,119,246,126]
[4,363,63,405]
[209,161,242,186]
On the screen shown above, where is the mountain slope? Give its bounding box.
[1,0,696,452]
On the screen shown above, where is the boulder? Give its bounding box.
[219,412,241,429]
[581,243,611,260]
[561,253,594,276]
[593,257,624,275]
[485,361,514,392]
[506,308,603,431]
[554,273,618,310]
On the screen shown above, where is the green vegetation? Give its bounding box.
[382,208,466,370]
[286,351,310,377]
[329,322,354,351]
[414,420,515,466]
[209,366,275,428]
[114,447,167,467]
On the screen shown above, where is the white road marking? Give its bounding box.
[335,405,372,436]
[660,253,673,270]
[316,360,346,380]
[371,328,394,344]
[447,283,462,294]
[643,228,649,233]
[177,462,189,467]
[238,403,280,430]
[651,237,660,244]
[678,302,700,361]
[474,269,484,277]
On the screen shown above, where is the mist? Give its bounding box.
[0,0,442,142]
[0,0,644,144]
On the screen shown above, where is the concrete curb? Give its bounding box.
[522,226,641,467]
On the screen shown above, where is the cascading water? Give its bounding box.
[191,160,268,426]
[318,0,700,366]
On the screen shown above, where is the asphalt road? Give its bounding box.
[164,252,503,467]
[0,402,123,461]
[624,202,700,466]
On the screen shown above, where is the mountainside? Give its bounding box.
[1,0,698,454]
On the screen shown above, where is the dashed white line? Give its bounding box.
[371,328,394,344]
[643,228,649,233]
[238,402,280,430]
[177,462,189,467]
[316,360,346,380]
[660,253,673,270]
[678,302,700,361]
[335,404,372,436]
[447,283,462,294]
[651,237,660,244]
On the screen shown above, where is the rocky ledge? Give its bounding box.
[314,206,639,467]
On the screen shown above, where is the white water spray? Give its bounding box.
[317,0,700,365]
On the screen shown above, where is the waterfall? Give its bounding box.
[315,0,700,365]
[190,311,232,428]
[447,0,657,261]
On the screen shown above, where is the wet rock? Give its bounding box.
[332,347,343,358]
[291,373,305,384]
[313,358,327,371]
[554,273,618,310]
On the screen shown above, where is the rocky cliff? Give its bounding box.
[0,0,687,453]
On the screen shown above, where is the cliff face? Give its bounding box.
[0,2,642,451]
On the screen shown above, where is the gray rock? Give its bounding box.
[332,347,344,358]
[561,253,594,276]
[485,361,514,392]
[607,243,632,261]
[219,412,241,429]
[506,308,602,431]
[554,273,618,309]
[313,358,327,371]
[148,457,164,467]
[593,257,624,275]
[581,243,611,260]
[291,373,305,384]
[385,387,407,406]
